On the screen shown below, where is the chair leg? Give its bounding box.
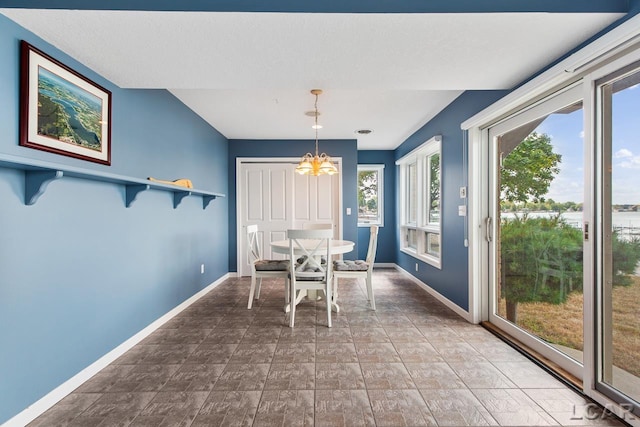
[366,271,376,310]
[248,274,257,309]
[326,282,332,328]
[289,279,296,328]
[255,277,263,299]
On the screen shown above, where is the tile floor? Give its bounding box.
[28,269,627,426]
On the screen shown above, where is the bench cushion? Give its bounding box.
[333,260,369,271]
[254,260,289,271]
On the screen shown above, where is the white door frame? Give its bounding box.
[236,157,343,275]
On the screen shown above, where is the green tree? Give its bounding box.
[501,132,561,207]
[500,132,564,322]
[501,215,582,322]
[358,170,377,210]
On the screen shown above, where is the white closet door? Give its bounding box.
[239,163,292,275]
[238,160,341,276]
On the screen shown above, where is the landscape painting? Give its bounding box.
[20,41,111,165]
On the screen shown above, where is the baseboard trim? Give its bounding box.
[373,263,396,268]
[3,273,232,427]
[394,265,473,323]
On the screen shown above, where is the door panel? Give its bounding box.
[488,85,585,379]
[596,63,640,412]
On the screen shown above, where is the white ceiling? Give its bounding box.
[1,10,624,149]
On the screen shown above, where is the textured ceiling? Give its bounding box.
[0,9,624,149]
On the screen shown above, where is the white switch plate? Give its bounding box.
[346,208,351,215]
[200,264,205,274]
[458,205,467,216]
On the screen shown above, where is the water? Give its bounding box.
[503,211,640,234]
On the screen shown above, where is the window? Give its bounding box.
[397,135,441,267]
[357,164,384,226]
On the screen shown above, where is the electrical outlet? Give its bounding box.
[459,186,467,198]
[200,264,205,274]
[415,263,418,272]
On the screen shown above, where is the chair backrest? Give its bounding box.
[287,228,333,280]
[247,224,261,262]
[365,225,379,266]
[302,222,333,230]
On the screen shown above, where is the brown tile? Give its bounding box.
[108,364,181,392]
[273,342,316,363]
[420,388,499,426]
[368,389,437,426]
[448,362,517,389]
[360,363,416,389]
[278,327,317,343]
[204,328,247,344]
[471,388,560,426]
[355,343,402,363]
[213,363,270,391]
[351,327,390,343]
[255,390,314,426]
[383,326,428,343]
[316,327,353,343]
[228,343,277,364]
[241,326,282,344]
[492,361,566,388]
[185,343,238,364]
[315,363,366,389]
[265,363,315,390]
[315,342,358,363]
[161,363,225,391]
[138,391,209,425]
[192,390,261,426]
[430,340,487,362]
[315,390,375,427]
[394,342,444,363]
[404,362,466,389]
[80,392,157,424]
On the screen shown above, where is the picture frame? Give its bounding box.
[20,41,111,165]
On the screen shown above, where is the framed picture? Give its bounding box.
[20,41,111,165]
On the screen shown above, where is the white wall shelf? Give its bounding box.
[0,153,225,208]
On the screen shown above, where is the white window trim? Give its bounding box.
[396,135,442,268]
[357,164,384,227]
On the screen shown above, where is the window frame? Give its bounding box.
[357,164,385,227]
[397,135,442,268]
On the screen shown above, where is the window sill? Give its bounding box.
[400,247,441,269]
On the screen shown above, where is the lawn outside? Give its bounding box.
[500,275,640,378]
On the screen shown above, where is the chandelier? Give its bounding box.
[295,89,338,176]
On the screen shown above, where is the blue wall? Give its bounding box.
[227,139,358,272]
[0,15,229,424]
[394,91,507,311]
[356,150,396,263]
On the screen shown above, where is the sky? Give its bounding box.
[530,84,639,205]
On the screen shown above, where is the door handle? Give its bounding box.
[485,217,493,243]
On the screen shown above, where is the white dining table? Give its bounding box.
[270,239,355,312]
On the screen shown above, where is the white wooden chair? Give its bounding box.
[246,224,290,309]
[287,228,334,328]
[332,225,379,310]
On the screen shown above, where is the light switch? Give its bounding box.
[346,208,352,215]
[458,205,467,216]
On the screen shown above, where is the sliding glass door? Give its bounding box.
[596,62,640,414]
[488,84,586,378]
